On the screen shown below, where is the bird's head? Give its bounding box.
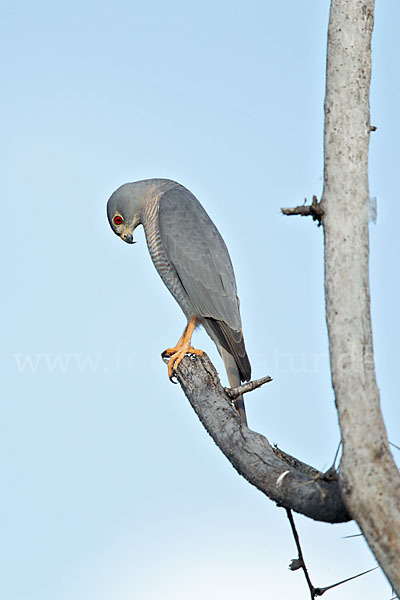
[107,183,143,244]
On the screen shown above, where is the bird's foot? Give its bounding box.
[162,345,203,383]
[162,316,203,382]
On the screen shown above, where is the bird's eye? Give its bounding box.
[113,215,123,225]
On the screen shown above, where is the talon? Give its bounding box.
[163,317,204,381]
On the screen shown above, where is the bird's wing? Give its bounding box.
[158,185,241,331]
[158,185,251,382]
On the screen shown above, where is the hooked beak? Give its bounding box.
[121,232,135,244]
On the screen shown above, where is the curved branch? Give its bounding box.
[172,353,350,524]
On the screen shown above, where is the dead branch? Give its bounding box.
[281,195,323,225]
[169,352,350,524]
[224,374,272,400]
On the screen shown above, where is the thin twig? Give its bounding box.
[331,440,342,468]
[281,195,323,225]
[286,508,376,598]
[320,441,342,481]
[286,508,316,599]
[224,375,272,400]
[314,567,378,596]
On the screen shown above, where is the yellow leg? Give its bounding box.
[163,316,203,381]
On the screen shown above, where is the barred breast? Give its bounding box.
[141,187,193,318]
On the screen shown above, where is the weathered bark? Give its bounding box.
[172,353,350,524]
[162,0,399,590]
[322,0,400,592]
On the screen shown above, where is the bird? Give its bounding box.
[107,179,251,424]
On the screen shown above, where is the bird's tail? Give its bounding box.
[220,347,247,426]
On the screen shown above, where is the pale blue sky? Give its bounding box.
[2,1,399,598]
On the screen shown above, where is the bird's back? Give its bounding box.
[156,182,251,382]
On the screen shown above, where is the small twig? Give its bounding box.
[286,508,316,599]
[286,508,376,598]
[281,195,323,225]
[224,375,272,400]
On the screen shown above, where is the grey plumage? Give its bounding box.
[107,178,251,423]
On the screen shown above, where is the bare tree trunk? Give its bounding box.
[169,0,400,591]
[322,0,400,591]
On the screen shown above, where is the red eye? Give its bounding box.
[113,215,123,225]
